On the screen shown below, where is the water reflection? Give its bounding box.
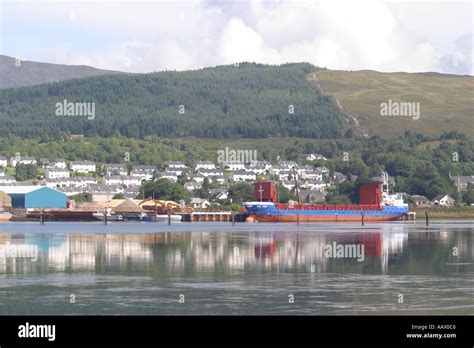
[0,226,472,276]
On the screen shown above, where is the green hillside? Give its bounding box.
[314,69,474,138]
[0,63,343,139]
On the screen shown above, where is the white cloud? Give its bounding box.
[2,0,472,75]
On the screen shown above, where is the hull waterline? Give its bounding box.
[250,214,403,223]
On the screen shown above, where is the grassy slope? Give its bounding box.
[315,70,474,138]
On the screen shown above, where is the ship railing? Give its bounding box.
[275,203,383,211]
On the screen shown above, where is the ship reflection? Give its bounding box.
[0,226,471,275]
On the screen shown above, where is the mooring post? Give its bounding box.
[297,214,299,226]
[425,211,429,226]
[40,209,44,225]
[168,211,171,225]
[104,208,108,225]
[232,211,235,226]
[361,211,365,226]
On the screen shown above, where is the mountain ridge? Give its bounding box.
[0,54,124,89]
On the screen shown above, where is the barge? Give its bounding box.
[244,181,409,223]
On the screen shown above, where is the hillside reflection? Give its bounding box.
[0,226,472,276]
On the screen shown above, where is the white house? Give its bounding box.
[122,176,142,186]
[51,158,67,169]
[70,161,96,173]
[302,179,327,191]
[190,198,211,209]
[293,165,313,176]
[165,167,186,176]
[431,194,455,206]
[159,172,178,182]
[184,181,202,191]
[104,176,123,186]
[198,168,224,178]
[130,170,153,181]
[164,161,187,169]
[105,175,142,186]
[56,177,96,188]
[0,156,8,167]
[224,161,246,171]
[131,165,156,181]
[272,165,292,175]
[301,171,323,181]
[194,160,216,171]
[315,166,330,176]
[107,164,127,176]
[45,168,70,179]
[244,163,267,175]
[231,171,256,182]
[79,177,97,186]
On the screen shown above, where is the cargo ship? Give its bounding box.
[244,180,408,223]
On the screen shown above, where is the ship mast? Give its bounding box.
[292,166,301,204]
[258,184,264,202]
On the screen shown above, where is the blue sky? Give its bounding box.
[1,0,472,75]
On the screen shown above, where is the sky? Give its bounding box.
[0,0,473,75]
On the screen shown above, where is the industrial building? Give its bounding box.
[0,186,67,209]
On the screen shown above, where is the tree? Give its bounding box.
[276,184,294,203]
[326,193,352,204]
[140,179,191,203]
[70,193,89,204]
[228,183,253,203]
[194,178,211,199]
[352,167,370,202]
[15,164,38,181]
[113,193,125,199]
[462,184,474,204]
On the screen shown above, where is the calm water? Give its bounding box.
[0,221,473,315]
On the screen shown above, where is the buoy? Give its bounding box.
[245,216,254,223]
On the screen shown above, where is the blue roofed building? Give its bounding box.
[0,186,67,209]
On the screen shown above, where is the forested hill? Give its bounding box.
[0,55,123,89]
[0,63,343,139]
